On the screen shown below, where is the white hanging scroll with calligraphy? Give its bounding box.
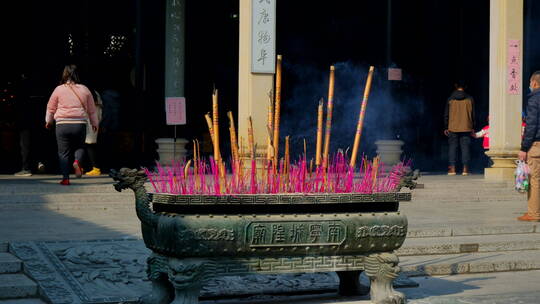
[252,0,276,74]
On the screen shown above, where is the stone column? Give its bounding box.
[238,0,274,155]
[165,0,185,98]
[157,0,187,163]
[485,0,523,180]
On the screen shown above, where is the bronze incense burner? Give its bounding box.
[112,168,410,304]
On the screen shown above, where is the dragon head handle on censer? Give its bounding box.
[110,168,158,228]
[110,168,147,192]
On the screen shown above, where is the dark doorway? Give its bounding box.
[276,0,490,172]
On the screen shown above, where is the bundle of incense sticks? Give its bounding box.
[152,58,403,196]
[145,155,411,195]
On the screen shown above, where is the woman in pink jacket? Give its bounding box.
[45,65,99,185]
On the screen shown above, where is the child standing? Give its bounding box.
[84,90,103,176]
[472,117,491,169]
[474,125,490,150]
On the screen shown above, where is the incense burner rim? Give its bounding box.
[148,191,411,204]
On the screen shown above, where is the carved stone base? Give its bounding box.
[365,253,405,304]
[485,150,518,181]
[484,167,516,181]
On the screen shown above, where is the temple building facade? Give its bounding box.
[0,0,537,180]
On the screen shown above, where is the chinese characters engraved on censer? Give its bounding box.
[178,228,235,241]
[246,222,407,247]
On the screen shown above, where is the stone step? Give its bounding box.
[413,186,520,192]
[0,183,155,195]
[0,299,46,304]
[0,193,131,204]
[0,185,121,195]
[418,178,512,184]
[0,274,38,299]
[401,249,540,276]
[416,181,514,189]
[0,253,21,274]
[416,194,519,199]
[417,180,513,185]
[407,224,540,238]
[413,194,522,200]
[0,243,7,253]
[413,186,519,192]
[417,185,515,191]
[398,233,540,256]
[0,202,135,211]
[410,198,524,203]
[410,193,525,202]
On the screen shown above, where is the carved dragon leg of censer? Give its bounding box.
[364,253,405,304]
[146,253,174,304]
[167,258,216,304]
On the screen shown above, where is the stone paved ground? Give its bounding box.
[205,269,540,304]
[0,175,140,241]
[1,173,539,303]
[0,173,529,242]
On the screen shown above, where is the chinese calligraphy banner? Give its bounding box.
[507,39,521,95]
[165,97,187,125]
[252,0,276,74]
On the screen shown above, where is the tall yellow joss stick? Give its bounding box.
[196,139,201,165]
[193,140,198,166]
[315,99,324,166]
[212,89,221,164]
[248,117,255,160]
[322,65,335,171]
[204,113,215,147]
[239,136,245,180]
[240,137,245,158]
[228,111,239,162]
[285,136,290,175]
[193,140,199,190]
[184,160,192,182]
[267,90,274,162]
[350,66,375,168]
[273,55,283,167]
[372,155,380,190]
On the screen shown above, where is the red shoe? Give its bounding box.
[517,214,540,222]
[73,160,82,178]
[59,179,70,186]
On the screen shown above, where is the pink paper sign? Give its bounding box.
[508,39,521,95]
[165,97,186,125]
[388,68,402,81]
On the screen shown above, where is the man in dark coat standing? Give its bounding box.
[518,71,540,222]
[444,82,475,176]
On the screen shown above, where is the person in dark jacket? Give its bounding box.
[444,82,475,176]
[518,71,540,222]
